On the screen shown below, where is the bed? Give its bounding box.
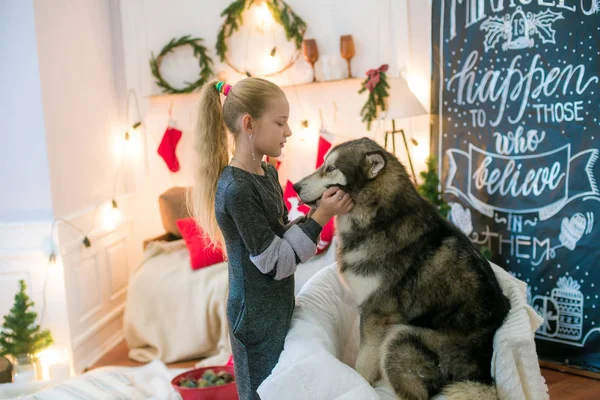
[123,236,339,367]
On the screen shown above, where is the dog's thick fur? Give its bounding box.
[294,138,510,400]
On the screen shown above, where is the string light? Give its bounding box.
[103,199,122,231]
[40,102,142,335]
[300,120,309,142]
[111,120,141,229]
[253,0,274,31]
[116,121,141,154]
[124,122,141,142]
[411,135,429,164]
[48,118,140,263]
[263,53,280,74]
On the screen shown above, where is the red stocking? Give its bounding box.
[316,130,334,169]
[157,127,182,172]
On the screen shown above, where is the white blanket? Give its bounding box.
[258,263,397,400]
[258,263,549,400]
[9,360,186,400]
[124,240,231,367]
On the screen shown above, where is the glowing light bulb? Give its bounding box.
[413,139,429,164]
[299,120,309,142]
[263,53,280,74]
[253,1,273,32]
[103,199,121,230]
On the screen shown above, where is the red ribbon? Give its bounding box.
[365,64,389,92]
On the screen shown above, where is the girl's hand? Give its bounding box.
[311,187,354,227]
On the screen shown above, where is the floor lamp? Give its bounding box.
[378,77,428,184]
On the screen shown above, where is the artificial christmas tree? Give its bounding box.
[0,280,53,361]
[417,156,450,218]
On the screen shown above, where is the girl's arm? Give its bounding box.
[223,180,323,281]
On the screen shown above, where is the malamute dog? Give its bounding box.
[294,138,510,400]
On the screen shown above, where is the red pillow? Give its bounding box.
[283,180,310,220]
[176,218,226,270]
[284,180,335,255]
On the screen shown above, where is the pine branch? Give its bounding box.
[359,70,390,131]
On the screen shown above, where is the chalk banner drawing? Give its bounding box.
[432,0,600,371]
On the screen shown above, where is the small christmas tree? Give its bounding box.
[0,280,53,360]
[417,156,450,218]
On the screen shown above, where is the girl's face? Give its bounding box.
[252,95,292,158]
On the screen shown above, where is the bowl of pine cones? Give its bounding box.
[171,365,238,400]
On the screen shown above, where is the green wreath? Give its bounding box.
[150,35,214,94]
[216,0,306,77]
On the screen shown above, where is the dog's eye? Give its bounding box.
[325,166,335,173]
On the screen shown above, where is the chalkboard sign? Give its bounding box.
[431,0,600,372]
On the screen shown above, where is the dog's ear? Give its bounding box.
[363,151,386,179]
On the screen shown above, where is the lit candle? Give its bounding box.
[37,345,72,381]
[13,360,36,383]
[49,363,70,381]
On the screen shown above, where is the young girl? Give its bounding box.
[192,78,353,399]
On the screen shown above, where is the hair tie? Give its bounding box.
[215,81,231,96]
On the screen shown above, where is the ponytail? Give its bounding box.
[192,80,229,249]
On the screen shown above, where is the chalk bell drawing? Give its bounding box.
[480,7,564,52]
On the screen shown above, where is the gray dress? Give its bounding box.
[215,162,322,400]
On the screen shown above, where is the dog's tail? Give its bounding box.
[441,381,498,400]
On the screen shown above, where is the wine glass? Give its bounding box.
[340,35,355,78]
[303,39,319,82]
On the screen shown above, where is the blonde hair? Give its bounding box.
[192,77,284,249]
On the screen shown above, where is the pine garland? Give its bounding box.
[417,156,450,218]
[150,35,214,94]
[216,0,306,76]
[358,66,390,131]
[0,280,53,360]
[265,0,307,49]
[216,0,247,62]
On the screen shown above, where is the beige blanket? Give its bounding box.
[124,240,231,366]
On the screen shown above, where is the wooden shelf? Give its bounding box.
[146,77,363,100]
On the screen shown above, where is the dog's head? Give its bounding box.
[294,137,404,208]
